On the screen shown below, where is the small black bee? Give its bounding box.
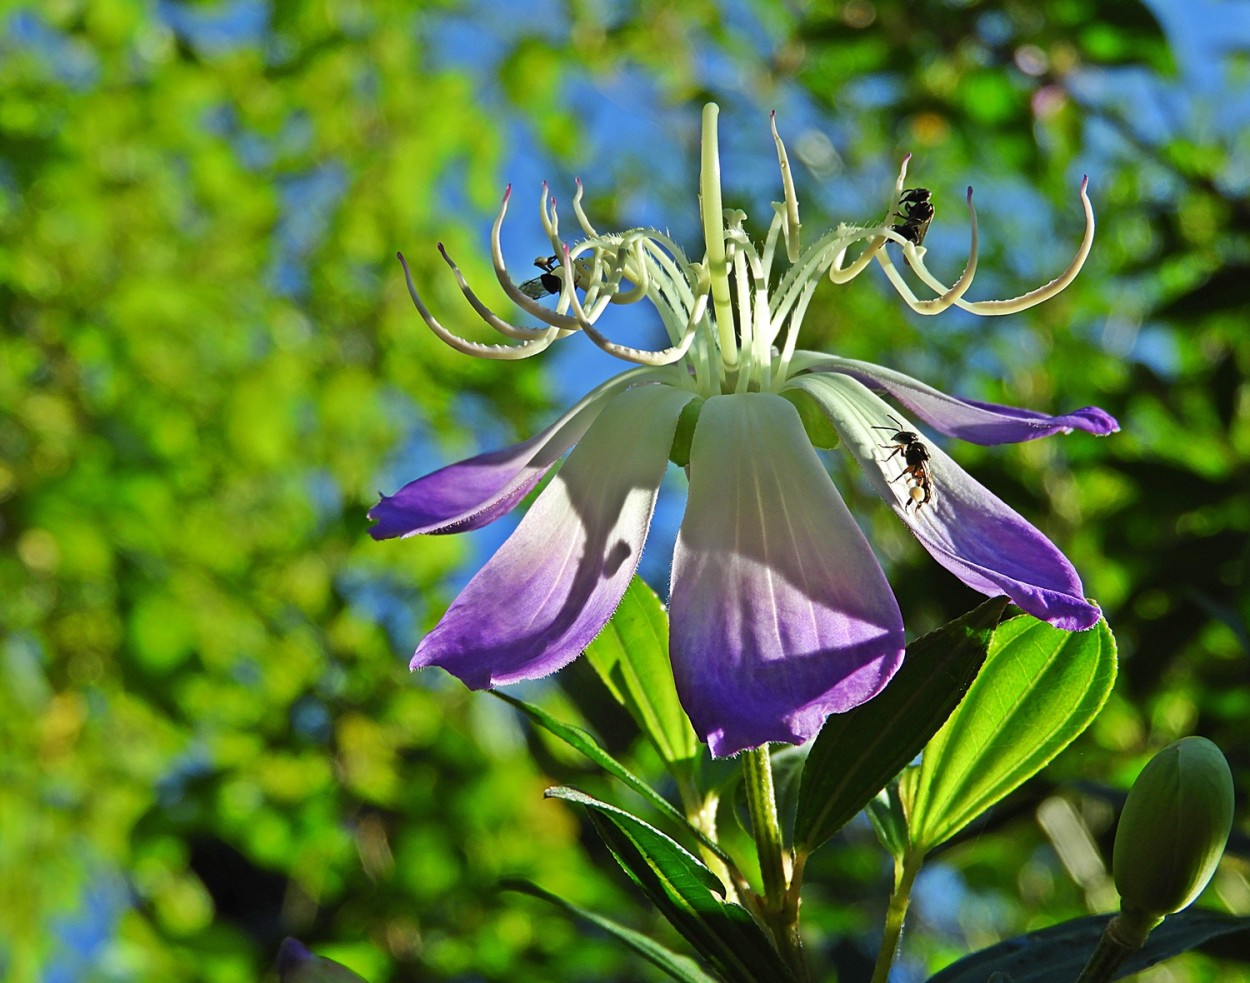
[518,255,564,299]
[891,187,935,249]
[872,416,933,511]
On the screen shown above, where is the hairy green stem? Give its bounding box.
[871,849,922,983]
[1073,913,1151,983]
[742,745,808,980]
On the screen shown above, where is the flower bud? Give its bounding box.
[1112,737,1234,937]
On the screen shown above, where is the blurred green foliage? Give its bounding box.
[1,0,1247,980]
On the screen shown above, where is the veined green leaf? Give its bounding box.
[584,576,700,776]
[904,614,1117,853]
[545,786,797,983]
[927,908,1250,982]
[795,597,1007,854]
[503,879,718,983]
[492,691,732,867]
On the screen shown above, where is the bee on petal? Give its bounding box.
[873,417,933,511]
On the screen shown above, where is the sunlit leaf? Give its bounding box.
[503,879,718,983]
[795,597,1007,854]
[492,691,730,866]
[584,576,700,777]
[545,787,796,983]
[903,615,1117,853]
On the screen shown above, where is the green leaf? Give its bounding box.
[865,782,909,862]
[904,614,1117,853]
[794,597,1008,854]
[502,878,718,983]
[545,786,796,983]
[926,908,1250,982]
[492,691,733,867]
[584,576,700,776]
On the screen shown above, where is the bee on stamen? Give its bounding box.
[872,415,933,511]
[891,187,935,255]
[518,255,565,299]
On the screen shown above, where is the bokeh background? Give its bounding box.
[3,0,1249,980]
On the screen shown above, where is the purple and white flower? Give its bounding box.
[371,104,1115,758]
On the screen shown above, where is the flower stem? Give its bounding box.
[742,745,808,980]
[870,849,922,983]
[1073,914,1153,983]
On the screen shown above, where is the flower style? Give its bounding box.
[371,104,1116,758]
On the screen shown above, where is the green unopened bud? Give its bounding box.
[1111,736,1234,942]
[277,938,370,983]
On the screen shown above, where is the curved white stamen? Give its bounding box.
[572,177,599,238]
[775,279,818,382]
[768,225,876,332]
[823,151,912,288]
[646,255,698,335]
[564,245,706,366]
[951,177,1094,315]
[770,110,802,263]
[575,243,606,307]
[398,252,557,359]
[830,151,911,288]
[731,235,754,392]
[875,186,980,315]
[762,201,785,278]
[641,237,703,342]
[901,178,1094,316]
[610,238,651,305]
[541,183,560,242]
[573,244,632,324]
[826,232,887,284]
[436,244,566,340]
[892,153,912,210]
[489,185,582,329]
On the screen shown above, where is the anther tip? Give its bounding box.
[1080,175,1089,191]
[575,176,582,187]
[902,152,912,164]
[966,185,974,201]
[770,108,777,120]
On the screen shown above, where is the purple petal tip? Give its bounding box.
[1047,598,1103,632]
[1068,405,1119,435]
[277,938,314,973]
